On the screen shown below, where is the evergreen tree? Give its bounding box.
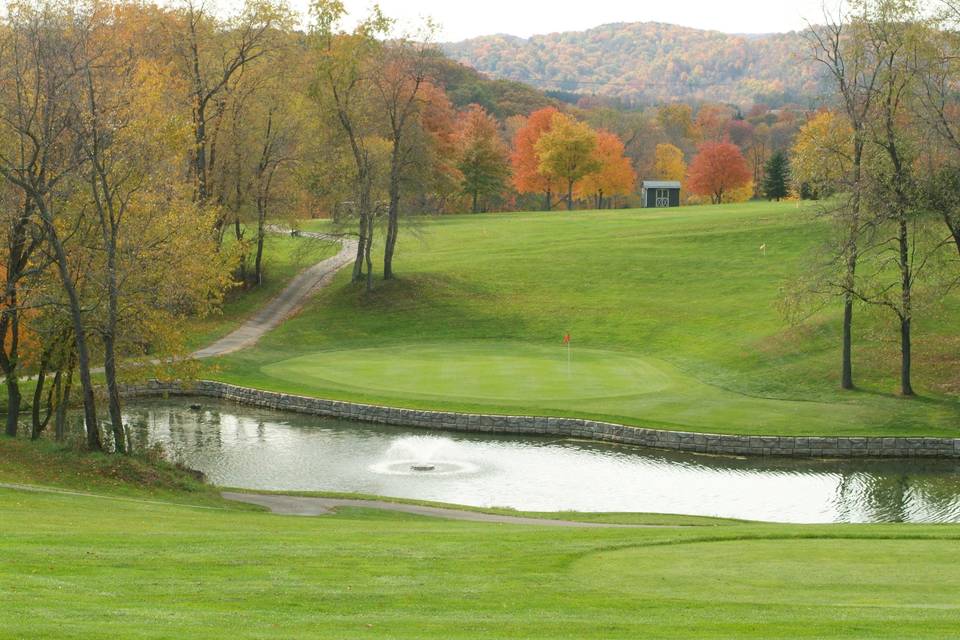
[762,151,790,201]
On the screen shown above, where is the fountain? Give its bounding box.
[370,435,479,476]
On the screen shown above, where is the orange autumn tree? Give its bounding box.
[576,131,636,209]
[686,141,752,204]
[511,106,564,210]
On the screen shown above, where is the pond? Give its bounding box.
[120,398,960,524]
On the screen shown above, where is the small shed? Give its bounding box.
[641,181,681,208]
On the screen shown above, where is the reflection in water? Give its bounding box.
[114,398,960,524]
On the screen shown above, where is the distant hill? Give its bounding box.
[442,22,824,107]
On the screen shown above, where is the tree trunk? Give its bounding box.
[353,210,367,282]
[945,214,960,258]
[31,354,48,441]
[55,353,75,442]
[254,210,266,286]
[898,216,913,397]
[566,180,574,211]
[365,210,374,293]
[103,331,126,453]
[383,142,402,280]
[46,223,100,451]
[1,294,20,438]
[900,315,913,397]
[840,139,864,390]
[5,377,20,439]
[472,190,479,214]
[545,190,552,212]
[841,297,855,390]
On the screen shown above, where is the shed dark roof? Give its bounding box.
[642,181,682,189]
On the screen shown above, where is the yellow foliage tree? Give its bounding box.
[791,110,853,198]
[654,143,686,181]
[535,113,601,210]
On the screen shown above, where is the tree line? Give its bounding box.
[788,0,960,396]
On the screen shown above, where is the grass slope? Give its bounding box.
[2,473,959,638]
[209,203,960,436]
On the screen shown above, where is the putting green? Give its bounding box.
[262,342,675,402]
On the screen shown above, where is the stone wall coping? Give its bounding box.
[118,379,960,460]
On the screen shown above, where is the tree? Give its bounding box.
[653,144,686,182]
[657,103,698,152]
[576,131,636,209]
[172,0,284,210]
[71,5,234,451]
[857,0,926,397]
[762,151,790,201]
[309,0,391,290]
[511,106,564,210]
[455,104,510,213]
[806,3,885,390]
[914,2,960,258]
[374,27,436,280]
[535,113,601,210]
[791,110,854,199]
[686,141,752,204]
[695,103,735,142]
[0,3,102,449]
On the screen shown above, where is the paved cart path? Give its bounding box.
[192,231,357,359]
[221,492,681,528]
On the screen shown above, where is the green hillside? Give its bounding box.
[207,202,960,436]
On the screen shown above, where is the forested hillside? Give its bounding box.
[443,22,823,106]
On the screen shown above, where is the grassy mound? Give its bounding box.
[209,203,960,436]
[0,438,221,504]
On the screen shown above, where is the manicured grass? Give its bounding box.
[207,202,960,437]
[2,476,960,638]
[184,231,339,350]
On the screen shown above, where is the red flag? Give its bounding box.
[562,333,571,345]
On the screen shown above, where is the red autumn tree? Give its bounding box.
[576,131,636,209]
[511,106,564,210]
[686,141,752,204]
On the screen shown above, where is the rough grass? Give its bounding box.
[206,203,960,437]
[0,438,223,505]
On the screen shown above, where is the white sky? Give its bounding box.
[289,0,844,40]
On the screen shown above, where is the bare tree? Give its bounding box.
[173,0,279,210]
[806,2,884,389]
[373,30,435,280]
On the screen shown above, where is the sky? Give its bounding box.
[289,0,843,41]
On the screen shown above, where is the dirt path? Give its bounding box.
[192,232,357,359]
[220,492,676,528]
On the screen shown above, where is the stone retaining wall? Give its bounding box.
[121,380,960,459]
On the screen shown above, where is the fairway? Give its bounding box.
[3,483,960,639]
[211,202,960,436]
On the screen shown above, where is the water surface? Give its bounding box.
[121,398,960,524]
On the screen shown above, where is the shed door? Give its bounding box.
[656,189,670,207]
